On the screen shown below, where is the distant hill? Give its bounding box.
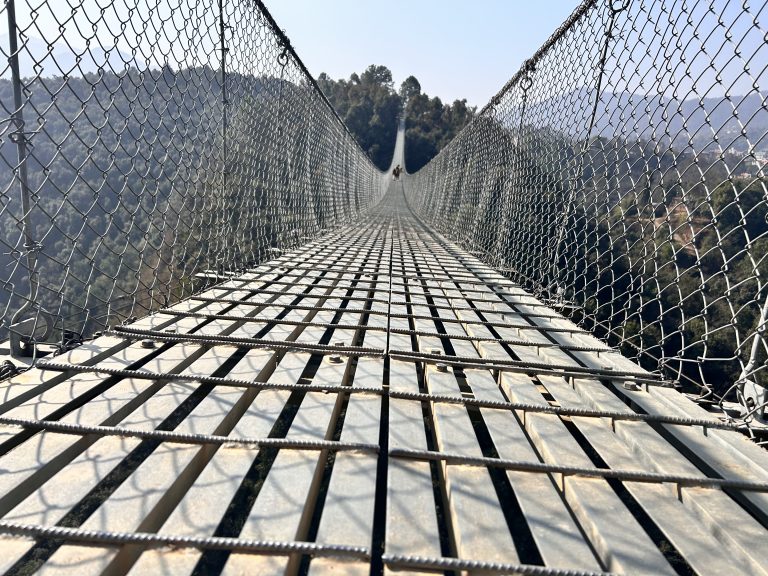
[0,67,299,337]
[596,90,767,153]
[0,34,140,78]
[538,87,768,154]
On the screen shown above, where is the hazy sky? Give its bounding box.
[263,1,581,108]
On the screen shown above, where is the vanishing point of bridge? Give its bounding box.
[1,0,768,574]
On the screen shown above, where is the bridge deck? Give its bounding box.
[0,187,767,576]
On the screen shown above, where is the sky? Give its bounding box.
[9,0,760,103]
[263,0,581,108]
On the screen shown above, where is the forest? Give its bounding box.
[561,137,767,395]
[317,65,475,172]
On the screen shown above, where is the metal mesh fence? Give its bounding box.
[0,0,384,354]
[405,0,768,420]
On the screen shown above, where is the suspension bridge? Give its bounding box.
[0,0,767,574]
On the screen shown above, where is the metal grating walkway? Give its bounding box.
[0,185,767,575]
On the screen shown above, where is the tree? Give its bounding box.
[403,87,476,172]
[360,65,393,88]
[399,75,421,101]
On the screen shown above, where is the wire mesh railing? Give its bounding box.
[405,0,768,422]
[2,0,766,427]
[0,0,385,356]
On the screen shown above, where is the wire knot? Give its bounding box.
[610,0,630,13]
[277,47,289,67]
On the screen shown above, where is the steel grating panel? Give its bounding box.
[0,186,767,576]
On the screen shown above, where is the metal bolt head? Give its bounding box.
[436,363,448,372]
[430,348,442,356]
[623,381,640,391]
[140,339,156,349]
[329,354,344,364]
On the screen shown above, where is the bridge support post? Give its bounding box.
[5,0,53,357]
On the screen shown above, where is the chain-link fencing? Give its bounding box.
[405,0,768,422]
[0,0,385,356]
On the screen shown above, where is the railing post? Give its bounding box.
[740,291,768,420]
[6,0,52,357]
[218,0,230,272]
